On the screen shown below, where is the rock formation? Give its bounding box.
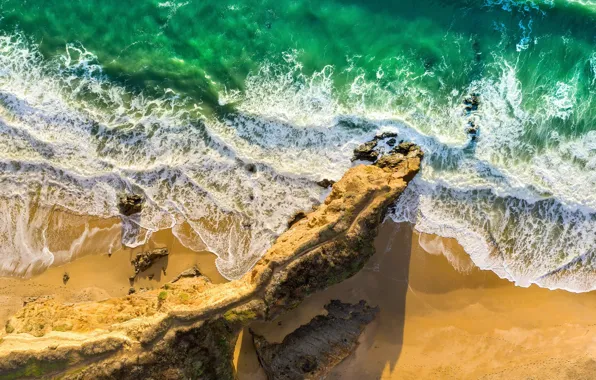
[131,248,169,276]
[118,194,144,216]
[252,300,379,380]
[0,142,423,379]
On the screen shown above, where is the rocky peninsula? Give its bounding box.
[0,141,423,379]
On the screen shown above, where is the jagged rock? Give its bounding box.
[386,137,397,147]
[466,120,479,141]
[288,211,307,229]
[464,93,480,112]
[171,266,203,283]
[316,179,335,189]
[374,131,398,140]
[352,132,399,162]
[352,140,379,162]
[0,144,423,379]
[131,248,169,276]
[251,300,379,380]
[118,194,144,216]
[391,141,417,155]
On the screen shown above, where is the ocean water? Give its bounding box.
[0,0,594,289]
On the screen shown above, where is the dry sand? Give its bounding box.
[238,221,596,380]
[3,210,596,379]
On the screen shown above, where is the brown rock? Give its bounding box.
[131,248,169,275]
[0,144,423,379]
[352,140,379,162]
[118,194,144,216]
[251,300,379,380]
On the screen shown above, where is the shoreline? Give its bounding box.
[236,220,596,379]
[0,222,226,328]
[3,213,596,378]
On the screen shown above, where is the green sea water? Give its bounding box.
[0,0,595,289]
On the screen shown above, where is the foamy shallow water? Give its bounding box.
[0,0,594,289]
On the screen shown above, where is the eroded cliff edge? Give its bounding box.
[0,142,423,380]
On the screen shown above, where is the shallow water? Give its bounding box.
[0,0,594,288]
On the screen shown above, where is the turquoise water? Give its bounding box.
[0,0,594,288]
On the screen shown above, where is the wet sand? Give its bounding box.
[238,221,596,379]
[0,211,225,327]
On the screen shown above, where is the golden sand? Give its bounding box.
[0,211,225,328]
[239,221,596,379]
[3,209,596,379]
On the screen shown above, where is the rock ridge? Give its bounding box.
[0,143,423,380]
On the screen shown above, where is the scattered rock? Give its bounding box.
[466,119,479,141]
[131,248,169,276]
[148,274,154,280]
[287,211,307,229]
[463,93,480,112]
[251,300,379,380]
[352,140,379,162]
[246,163,257,173]
[63,272,70,285]
[352,132,399,162]
[316,179,335,189]
[23,295,53,306]
[128,287,136,295]
[171,266,203,283]
[391,141,417,155]
[118,194,144,216]
[374,131,398,140]
[129,275,136,285]
[386,138,397,147]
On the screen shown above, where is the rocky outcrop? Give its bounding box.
[352,140,379,162]
[118,194,144,216]
[252,300,379,380]
[0,143,423,379]
[352,131,400,162]
[131,248,169,276]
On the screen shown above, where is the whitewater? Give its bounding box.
[0,0,594,291]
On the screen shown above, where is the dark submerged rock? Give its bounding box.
[246,163,257,173]
[375,131,398,140]
[316,179,335,189]
[466,119,479,141]
[118,194,144,216]
[131,248,169,276]
[463,93,480,112]
[62,272,70,285]
[386,137,397,147]
[251,300,379,380]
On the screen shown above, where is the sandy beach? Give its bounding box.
[0,211,225,328]
[237,221,596,379]
[3,212,596,379]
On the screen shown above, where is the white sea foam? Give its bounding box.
[0,33,595,292]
